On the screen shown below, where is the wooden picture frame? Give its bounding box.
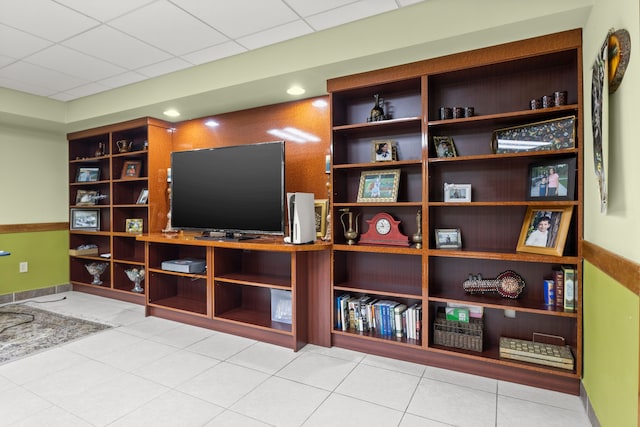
[433,136,457,158]
[125,218,143,234]
[76,167,100,182]
[444,183,471,203]
[314,199,328,238]
[526,158,576,200]
[70,208,100,231]
[357,169,400,203]
[136,188,149,204]
[435,228,462,249]
[371,140,397,162]
[121,160,141,179]
[76,190,99,206]
[516,206,573,256]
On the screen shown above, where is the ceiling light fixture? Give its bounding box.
[286,85,305,96]
[163,109,180,117]
[205,119,219,127]
[312,99,328,108]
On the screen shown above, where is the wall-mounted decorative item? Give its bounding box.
[435,228,461,249]
[444,183,471,203]
[357,169,400,203]
[121,160,141,179]
[70,209,100,231]
[371,140,397,162]
[516,206,573,256]
[76,167,100,183]
[314,199,328,238]
[433,136,457,158]
[608,29,631,94]
[491,116,576,154]
[526,158,576,200]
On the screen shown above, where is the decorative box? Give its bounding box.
[69,248,99,256]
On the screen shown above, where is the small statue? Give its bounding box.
[368,94,385,122]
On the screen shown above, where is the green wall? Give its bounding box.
[0,230,69,295]
[583,261,639,426]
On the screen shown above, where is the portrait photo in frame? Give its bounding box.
[444,183,472,203]
[314,199,328,238]
[121,160,142,179]
[357,169,400,203]
[70,208,100,231]
[516,206,573,256]
[76,167,100,182]
[526,158,576,200]
[435,228,462,249]
[433,136,457,158]
[371,140,397,162]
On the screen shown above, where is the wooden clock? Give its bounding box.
[359,212,409,246]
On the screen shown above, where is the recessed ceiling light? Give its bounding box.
[286,85,305,96]
[163,109,180,117]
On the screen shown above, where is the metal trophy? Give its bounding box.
[125,267,145,293]
[85,262,108,285]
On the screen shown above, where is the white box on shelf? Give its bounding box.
[271,289,292,324]
[161,258,206,273]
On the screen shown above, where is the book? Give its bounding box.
[562,266,576,310]
[553,269,564,309]
[335,294,350,330]
[393,304,407,337]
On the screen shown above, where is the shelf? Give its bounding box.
[214,272,291,289]
[333,116,422,133]
[148,296,207,316]
[427,293,578,317]
[334,285,420,300]
[148,267,207,280]
[333,243,421,255]
[428,201,578,207]
[215,308,292,334]
[332,328,421,347]
[427,105,578,128]
[428,248,580,264]
[333,159,422,170]
[427,148,578,163]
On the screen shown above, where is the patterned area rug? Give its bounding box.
[0,304,111,364]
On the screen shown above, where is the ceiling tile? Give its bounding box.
[237,20,313,50]
[181,41,247,65]
[63,82,112,98]
[98,71,148,89]
[136,57,193,77]
[25,45,126,81]
[110,1,228,55]
[0,76,57,96]
[54,0,157,22]
[306,0,398,31]
[0,61,87,92]
[63,25,173,69]
[0,0,98,42]
[0,54,15,68]
[0,24,52,59]
[284,0,355,17]
[171,0,299,39]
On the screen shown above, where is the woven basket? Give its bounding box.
[433,309,483,352]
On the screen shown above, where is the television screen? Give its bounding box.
[170,141,285,236]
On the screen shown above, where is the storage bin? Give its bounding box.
[433,308,483,352]
[271,289,292,324]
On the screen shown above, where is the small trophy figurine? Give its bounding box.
[412,209,423,249]
[339,208,360,245]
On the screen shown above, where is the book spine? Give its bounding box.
[553,269,564,309]
[563,266,576,310]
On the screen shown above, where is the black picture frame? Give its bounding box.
[70,208,100,231]
[526,157,576,200]
[76,167,100,183]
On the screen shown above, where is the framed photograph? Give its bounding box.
[76,167,100,182]
[136,188,149,204]
[371,140,397,162]
[435,228,462,249]
[491,116,576,154]
[516,206,573,256]
[314,199,328,238]
[444,183,471,203]
[526,158,576,200]
[70,209,100,231]
[121,160,141,179]
[125,218,144,234]
[76,190,99,206]
[433,136,457,158]
[357,169,401,203]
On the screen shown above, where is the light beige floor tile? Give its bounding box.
[227,341,299,374]
[186,331,256,360]
[303,392,403,427]
[497,395,591,427]
[133,349,219,387]
[204,409,272,426]
[276,351,357,391]
[0,386,53,426]
[498,380,584,411]
[10,405,93,427]
[423,365,497,393]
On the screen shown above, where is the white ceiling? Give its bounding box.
[0,0,424,101]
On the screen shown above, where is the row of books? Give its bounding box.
[550,265,576,310]
[335,294,422,340]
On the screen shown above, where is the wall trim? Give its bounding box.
[0,222,68,234]
[582,240,640,297]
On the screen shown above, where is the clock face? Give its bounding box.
[376,218,391,235]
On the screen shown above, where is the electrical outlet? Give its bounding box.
[19,262,28,273]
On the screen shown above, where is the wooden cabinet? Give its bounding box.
[68,118,173,303]
[327,29,583,394]
[140,234,331,351]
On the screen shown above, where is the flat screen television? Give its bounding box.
[170,141,285,238]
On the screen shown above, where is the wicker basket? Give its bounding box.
[433,308,483,352]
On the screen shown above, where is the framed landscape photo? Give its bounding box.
[314,199,328,238]
[433,136,457,158]
[76,167,100,183]
[76,190,99,206]
[526,158,576,200]
[371,140,397,162]
[125,218,143,234]
[435,228,462,249]
[136,188,149,204]
[444,183,472,203]
[121,160,142,179]
[70,209,100,231]
[357,169,400,202]
[491,115,576,154]
[516,206,573,256]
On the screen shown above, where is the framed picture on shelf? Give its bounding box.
[70,209,100,231]
[491,116,576,154]
[357,169,400,203]
[76,167,100,182]
[516,206,573,256]
[125,218,143,234]
[526,158,576,200]
[371,140,397,162]
[76,190,99,206]
[433,136,457,158]
[314,199,328,238]
[121,160,141,179]
[435,228,462,249]
[136,188,149,204]
[444,183,471,203]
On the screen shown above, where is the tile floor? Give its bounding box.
[0,291,592,427]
